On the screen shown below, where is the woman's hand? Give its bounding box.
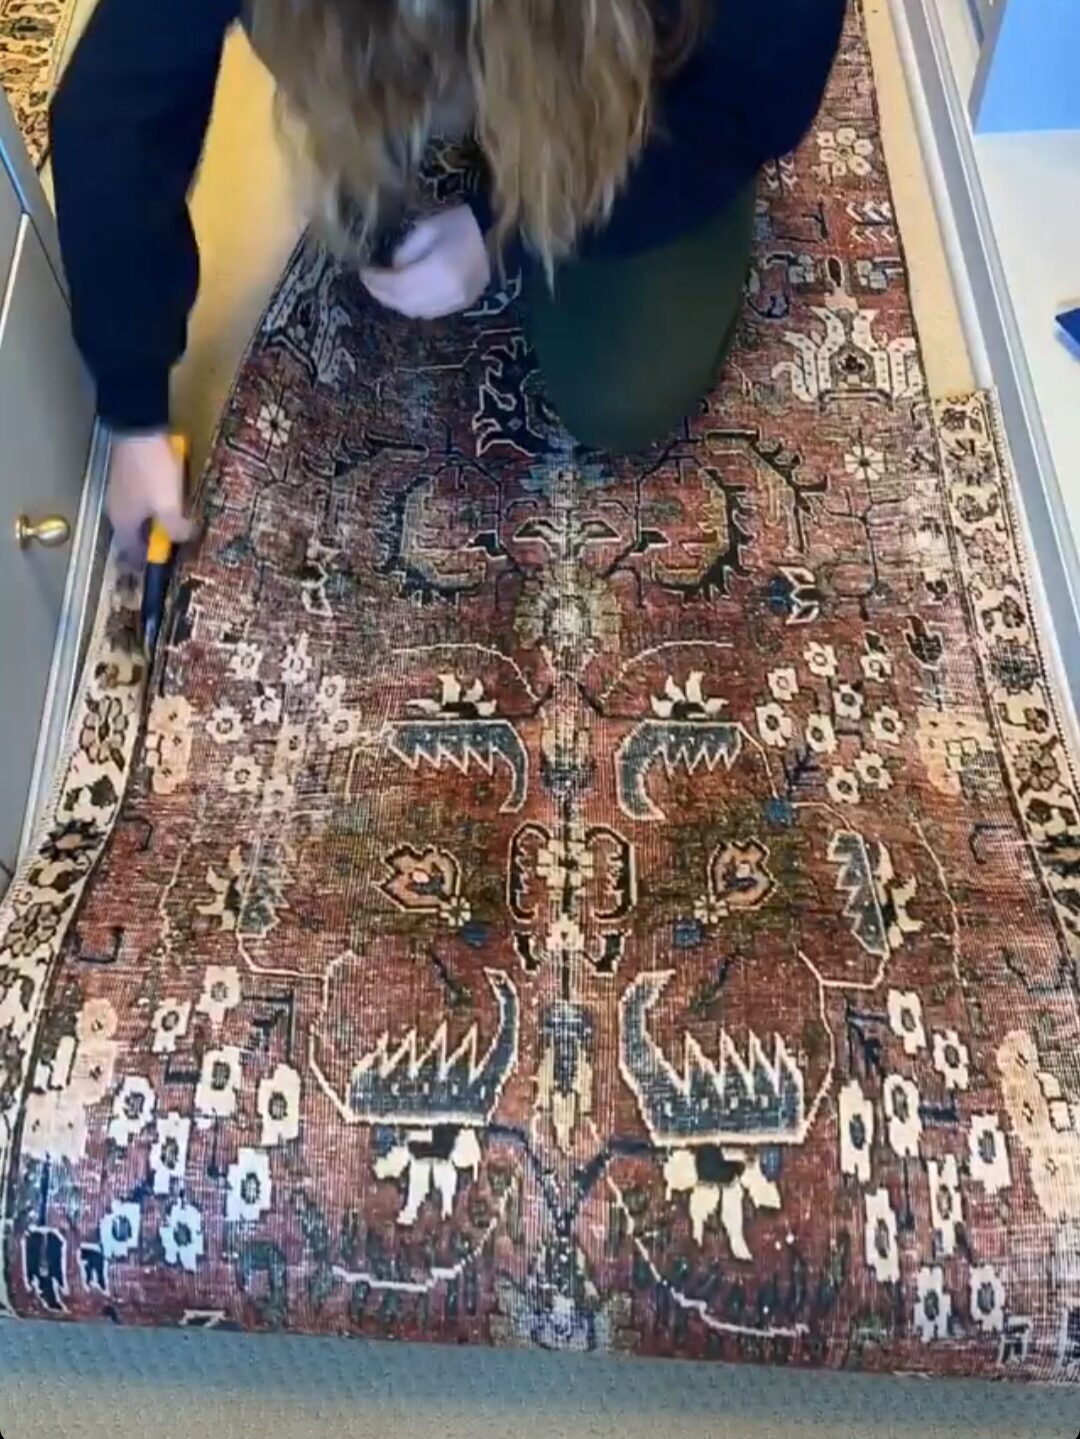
[361,206,490,320]
[107,431,193,563]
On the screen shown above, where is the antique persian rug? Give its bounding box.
[3,2,1080,1380]
[0,0,78,166]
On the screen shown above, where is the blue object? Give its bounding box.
[765,797,795,829]
[140,551,174,660]
[974,0,1080,135]
[1058,308,1080,350]
[673,918,704,950]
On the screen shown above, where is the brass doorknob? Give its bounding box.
[15,514,72,549]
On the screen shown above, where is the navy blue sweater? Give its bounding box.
[50,0,846,431]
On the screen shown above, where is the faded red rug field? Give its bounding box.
[3,1,1080,1379]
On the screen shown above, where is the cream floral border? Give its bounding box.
[0,559,146,1312]
[935,391,1080,964]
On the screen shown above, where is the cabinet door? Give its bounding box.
[0,219,96,874]
[0,158,18,280]
[0,83,65,288]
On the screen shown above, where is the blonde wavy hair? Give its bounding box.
[250,0,710,268]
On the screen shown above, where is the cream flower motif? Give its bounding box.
[20,1089,88,1163]
[887,990,926,1056]
[536,832,596,895]
[99,1200,141,1262]
[969,1114,1012,1195]
[255,401,293,449]
[833,683,865,722]
[927,1155,963,1258]
[883,1075,922,1158]
[197,965,241,1026]
[281,633,313,688]
[663,1148,781,1259]
[914,1266,951,1342]
[845,443,885,484]
[694,897,727,927]
[150,999,191,1056]
[161,1201,205,1272]
[261,774,296,816]
[374,1128,483,1227]
[145,694,194,795]
[316,675,347,714]
[827,767,861,806]
[251,686,283,727]
[257,1064,301,1148]
[108,1075,156,1148]
[195,1047,242,1124]
[76,997,119,1043]
[444,896,472,929]
[804,642,838,679]
[224,753,263,796]
[838,1078,874,1183]
[768,668,799,703]
[226,1148,273,1223]
[932,1029,970,1092]
[68,1039,118,1108]
[817,126,875,179]
[871,707,905,745]
[969,1264,1005,1333]
[146,695,193,738]
[917,709,994,800]
[855,751,892,792]
[317,708,362,752]
[272,721,307,777]
[756,703,794,749]
[806,713,838,755]
[861,645,894,683]
[150,1112,191,1196]
[206,705,244,746]
[864,1188,899,1283]
[649,673,726,720]
[228,642,263,683]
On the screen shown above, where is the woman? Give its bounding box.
[50,0,846,554]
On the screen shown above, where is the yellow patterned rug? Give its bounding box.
[0,0,78,166]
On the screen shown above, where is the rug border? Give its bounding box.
[0,0,82,169]
[936,389,1080,974]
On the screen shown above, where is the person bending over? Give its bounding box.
[50,0,846,552]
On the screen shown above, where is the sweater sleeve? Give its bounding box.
[585,0,848,260]
[50,0,240,431]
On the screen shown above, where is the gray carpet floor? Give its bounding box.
[2,1322,1077,1439]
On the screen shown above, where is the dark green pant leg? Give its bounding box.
[523,181,757,453]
